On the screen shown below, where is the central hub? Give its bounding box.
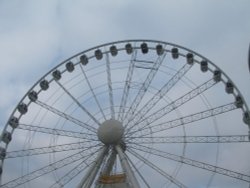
[97,119,124,145]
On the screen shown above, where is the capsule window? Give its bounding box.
[40,80,49,90]
[110,45,118,56]
[141,43,148,54]
[28,91,38,102]
[171,48,179,59]
[80,55,88,65]
[66,62,74,72]
[125,43,133,54]
[95,49,103,60]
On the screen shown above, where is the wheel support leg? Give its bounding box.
[115,145,140,188]
[77,146,108,188]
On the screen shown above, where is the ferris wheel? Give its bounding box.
[0,40,249,188]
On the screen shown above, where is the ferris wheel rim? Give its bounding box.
[0,39,249,188]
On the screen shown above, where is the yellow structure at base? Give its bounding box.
[98,173,126,184]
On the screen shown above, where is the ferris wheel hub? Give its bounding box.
[97,119,124,145]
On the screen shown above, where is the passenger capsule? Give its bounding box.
[66,62,74,72]
[0,147,6,160]
[80,55,88,65]
[156,44,164,56]
[200,60,208,72]
[2,131,12,144]
[186,53,194,64]
[225,81,234,94]
[213,70,221,82]
[141,43,148,54]
[40,80,49,90]
[28,91,38,102]
[235,95,243,108]
[52,70,61,80]
[110,45,118,56]
[17,103,28,114]
[125,43,133,54]
[171,48,179,59]
[95,49,103,60]
[243,111,250,125]
[9,116,19,129]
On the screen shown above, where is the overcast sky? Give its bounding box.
[0,0,250,187]
[0,0,250,130]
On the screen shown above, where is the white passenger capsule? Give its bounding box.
[156,44,164,56]
[243,111,250,125]
[80,55,88,65]
[141,42,148,54]
[235,95,243,108]
[186,53,194,64]
[110,45,118,56]
[17,103,28,114]
[66,61,74,72]
[2,131,12,144]
[171,48,179,59]
[200,60,208,72]
[0,147,6,160]
[213,70,221,82]
[0,162,2,174]
[9,116,19,129]
[225,81,234,94]
[28,91,38,102]
[40,80,49,90]
[52,70,61,80]
[95,49,103,60]
[125,43,133,54]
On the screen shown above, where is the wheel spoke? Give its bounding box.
[126,63,193,131]
[77,146,108,188]
[128,149,188,188]
[55,80,101,126]
[126,78,218,135]
[0,145,101,188]
[18,123,97,140]
[6,141,98,158]
[118,48,137,121]
[115,145,140,188]
[130,144,250,183]
[49,159,91,188]
[101,148,117,175]
[127,102,238,138]
[123,51,167,124]
[128,135,250,144]
[125,153,151,188]
[105,53,115,119]
[36,100,96,133]
[79,64,107,121]
[50,147,102,188]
